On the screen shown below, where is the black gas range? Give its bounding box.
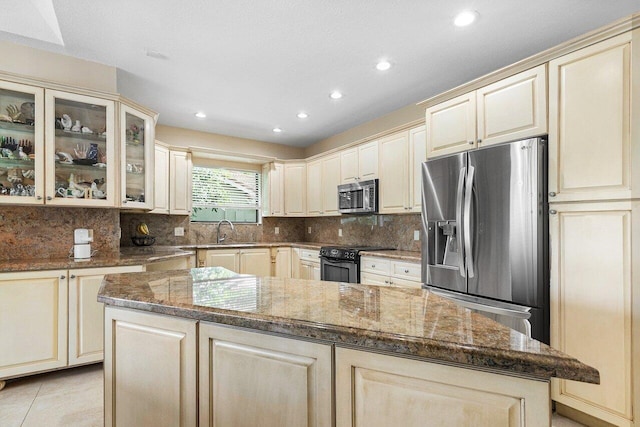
[319,245,394,283]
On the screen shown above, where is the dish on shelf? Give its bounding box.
[93,162,107,168]
[131,236,156,246]
[73,158,98,166]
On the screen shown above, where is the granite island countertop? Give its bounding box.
[98,267,598,384]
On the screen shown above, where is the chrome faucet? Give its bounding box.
[216,220,235,244]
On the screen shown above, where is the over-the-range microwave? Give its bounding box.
[338,179,378,214]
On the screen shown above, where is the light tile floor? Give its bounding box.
[0,364,585,426]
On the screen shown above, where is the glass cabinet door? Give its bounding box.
[45,90,115,206]
[120,104,154,210]
[0,81,44,204]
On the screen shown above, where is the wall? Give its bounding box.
[0,41,117,93]
[0,206,120,260]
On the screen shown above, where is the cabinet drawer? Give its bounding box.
[391,261,421,281]
[360,272,391,287]
[389,276,422,289]
[300,249,320,264]
[360,257,390,275]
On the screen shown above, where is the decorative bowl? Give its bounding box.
[131,236,156,246]
[73,158,98,166]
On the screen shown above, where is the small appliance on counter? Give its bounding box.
[73,228,94,259]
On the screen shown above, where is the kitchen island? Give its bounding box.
[98,267,598,427]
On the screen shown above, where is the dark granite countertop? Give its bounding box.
[0,246,195,273]
[98,267,598,384]
[182,242,326,250]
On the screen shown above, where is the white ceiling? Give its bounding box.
[1,1,639,147]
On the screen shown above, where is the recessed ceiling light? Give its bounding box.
[273,127,283,133]
[195,112,206,118]
[330,91,343,99]
[454,10,478,27]
[376,60,392,71]
[297,112,308,119]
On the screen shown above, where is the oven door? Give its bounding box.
[320,257,358,283]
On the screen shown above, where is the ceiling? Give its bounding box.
[1,1,639,147]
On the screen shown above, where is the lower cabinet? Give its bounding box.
[360,256,421,288]
[335,347,550,426]
[272,246,292,278]
[199,248,271,276]
[292,248,321,280]
[144,255,195,271]
[104,307,197,427]
[199,322,333,427]
[550,201,637,426]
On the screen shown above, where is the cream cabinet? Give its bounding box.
[426,64,547,158]
[151,142,170,213]
[379,126,427,214]
[262,162,284,216]
[169,149,192,215]
[199,248,271,276]
[340,139,378,184]
[306,153,340,216]
[272,247,292,278]
[45,89,117,206]
[104,307,197,427]
[360,256,421,289]
[119,103,155,210]
[335,347,550,426]
[550,201,637,427]
[0,270,67,380]
[0,80,45,205]
[284,161,307,216]
[548,32,635,203]
[295,248,321,280]
[198,322,332,427]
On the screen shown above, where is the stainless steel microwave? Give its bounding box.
[338,179,378,214]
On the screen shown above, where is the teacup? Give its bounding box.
[92,190,106,199]
[57,187,84,198]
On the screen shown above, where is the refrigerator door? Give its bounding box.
[421,152,467,293]
[466,138,544,307]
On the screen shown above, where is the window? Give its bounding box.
[191,166,261,223]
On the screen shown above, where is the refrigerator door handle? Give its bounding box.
[427,287,532,319]
[464,165,475,278]
[456,167,466,278]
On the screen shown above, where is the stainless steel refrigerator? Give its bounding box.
[421,137,549,343]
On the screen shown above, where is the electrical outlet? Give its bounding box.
[174,227,184,237]
[338,228,343,237]
[308,227,312,234]
[275,227,280,235]
[414,230,420,241]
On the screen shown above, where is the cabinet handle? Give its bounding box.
[404,269,409,273]
[70,274,76,279]
[468,141,474,145]
[549,192,556,197]
[46,196,52,201]
[477,139,482,144]
[384,280,389,284]
[549,209,557,215]
[36,196,42,200]
[122,200,127,204]
[372,264,375,268]
[60,275,66,279]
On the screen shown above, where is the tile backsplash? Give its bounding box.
[1,207,420,260]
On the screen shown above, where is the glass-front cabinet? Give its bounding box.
[0,81,44,204]
[120,104,154,209]
[45,90,115,206]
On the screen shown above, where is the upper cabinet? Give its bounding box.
[45,89,116,207]
[169,149,192,215]
[284,162,306,216]
[340,139,378,184]
[120,103,155,210]
[151,142,170,214]
[262,161,284,217]
[548,32,634,203]
[426,65,547,158]
[0,80,44,204]
[306,153,340,216]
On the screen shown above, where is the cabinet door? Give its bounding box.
[284,162,306,216]
[291,248,301,279]
[199,322,332,427]
[274,247,292,278]
[240,249,272,276]
[358,140,379,181]
[548,32,632,202]
[0,80,45,205]
[550,202,634,426]
[0,270,67,379]
[340,147,359,184]
[169,150,192,215]
[151,143,170,213]
[336,347,549,427]
[409,125,427,212]
[426,92,476,158]
[379,131,409,214]
[321,153,341,215]
[68,265,144,367]
[266,162,284,216]
[45,90,116,206]
[360,272,390,287]
[476,64,547,147]
[120,104,155,209]
[104,307,197,427]
[204,249,239,272]
[306,159,322,215]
